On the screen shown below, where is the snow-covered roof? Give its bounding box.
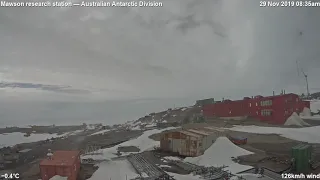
[187,129,210,136]
[179,130,202,138]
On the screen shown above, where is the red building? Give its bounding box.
[39,151,81,180]
[203,93,310,124]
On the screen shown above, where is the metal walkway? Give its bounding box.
[171,160,230,180]
[127,153,174,180]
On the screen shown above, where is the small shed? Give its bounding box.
[39,151,80,180]
[160,128,221,157]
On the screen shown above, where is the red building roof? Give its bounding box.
[40,150,80,167]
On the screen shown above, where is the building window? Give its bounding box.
[261,109,272,116]
[256,103,258,106]
[260,100,272,106]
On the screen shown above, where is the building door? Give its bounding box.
[172,139,180,153]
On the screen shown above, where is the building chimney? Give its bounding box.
[222,97,224,101]
[284,89,285,94]
[273,91,275,96]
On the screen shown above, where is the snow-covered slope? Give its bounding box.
[90,129,111,136]
[227,125,320,143]
[185,137,253,174]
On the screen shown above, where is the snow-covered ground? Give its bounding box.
[159,164,171,168]
[227,125,320,143]
[301,115,320,121]
[82,127,176,160]
[163,156,182,161]
[185,137,253,174]
[88,160,138,180]
[90,129,110,136]
[145,123,157,128]
[181,107,187,111]
[60,129,84,136]
[0,132,61,148]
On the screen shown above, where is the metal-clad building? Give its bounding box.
[39,151,80,180]
[160,128,225,157]
[203,93,310,124]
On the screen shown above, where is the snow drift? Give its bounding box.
[300,107,311,116]
[185,137,253,174]
[284,112,309,127]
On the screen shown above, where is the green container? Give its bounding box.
[291,144,312,173]
[196,98,215,106]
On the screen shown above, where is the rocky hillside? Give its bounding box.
[114,105,202,130]
[311,92,320,99]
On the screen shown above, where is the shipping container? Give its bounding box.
[39,151,80,180]
[291,144,312,173]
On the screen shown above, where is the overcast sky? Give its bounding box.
[0,0,319,126]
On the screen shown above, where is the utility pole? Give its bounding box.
[297,60,310,99]
[301,69,310,98]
